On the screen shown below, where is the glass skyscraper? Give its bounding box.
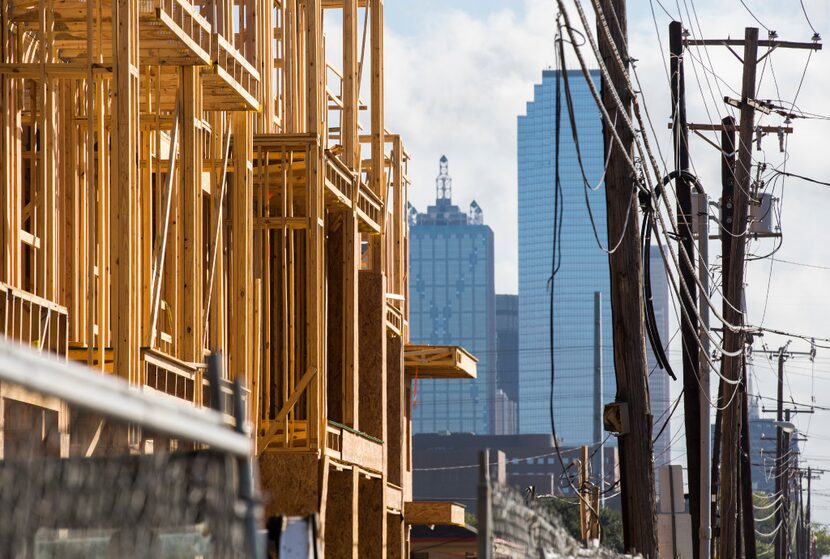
[517,69,614,441]
[648,245,673,471]
[410,156,496,435]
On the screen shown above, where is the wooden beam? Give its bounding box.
[403,344,478,379]
[230,112,253,386]
[180,66,203,363]
[111,0,139,385]
[685,38,821,50]
[667,122,793,133]
[404,501,466,527]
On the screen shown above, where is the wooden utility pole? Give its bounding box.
[782,408,793,559]
[754,343,816,559]
[669,24,703,559]
[711,115,736,556]
[717,26,758,559]
[776,345,790,559]
[739,354,757,558]
[684,26,819,559]
[675,29,819,556]
[597,1,656,555]
[594,291,605,508]
[478,449,493,559]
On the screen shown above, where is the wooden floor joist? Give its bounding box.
[404,344,479,379]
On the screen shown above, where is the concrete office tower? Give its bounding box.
[517,69,614,442]
[410,156,496,434]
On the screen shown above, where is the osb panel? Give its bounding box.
[259,451,320,517]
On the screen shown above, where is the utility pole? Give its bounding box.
[754,343,816,559]
[597,1,657,555]
[711,115,736,556]
[669,22,703,559]
[717,26,758,559]
[594,291,605,508]
[478,449,492,559]
[804,466,813,559]
[696,168,712,559]
[797,470,805,559]
[739,353,756,558]
[806,468,812,559]
[803,467,826,559]
[681,25,819,559]
[776,346,790,559]
[676,29,819,557]
[782,408,793,559]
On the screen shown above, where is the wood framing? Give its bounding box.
[0,0,475,554]
[404,344,479,379]
[404,501,467,527]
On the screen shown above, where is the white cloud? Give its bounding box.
[383,0,830,524]
[385,0,560,294]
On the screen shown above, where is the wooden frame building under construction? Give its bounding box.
[0,0,477,554]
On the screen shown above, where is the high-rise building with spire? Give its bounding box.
[409,156,496,434]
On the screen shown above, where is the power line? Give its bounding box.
[799,0,818,36]
[738,0,770,32]
[769,258,830,271]
[770,170,830,188]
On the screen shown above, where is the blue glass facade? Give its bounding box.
[410,158,496,435]
[648,245,672,469]
[517,69,615,441]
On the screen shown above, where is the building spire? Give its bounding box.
[436,155,452,202]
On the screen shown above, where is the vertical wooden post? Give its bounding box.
[343,0,359,169]
[369,0,385,271]
[111,0,139,384]
[596,0,657,555]
[341,0,360,429]
[739,354,757,558]
[478,449,493,559]
[304,0,324,447]
[719,26,758,559]
[669,23,703,559]
[712,115,736,554]
[39,0,58,302]
[230,112,252,385]
[181,67,203,363]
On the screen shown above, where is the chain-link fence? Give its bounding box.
[0,340,258,558]
[479,450,635,559]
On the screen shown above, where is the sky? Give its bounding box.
[381,0,830,531]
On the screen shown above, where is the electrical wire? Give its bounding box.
[583,0,750,348]
[769,170,830,188]
[557,42,636,254]
[738,0,771,32]
[653,389,683,443]
[549,18,602,528]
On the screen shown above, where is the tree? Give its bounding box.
[814,525,830,558]
[540,497,624,552]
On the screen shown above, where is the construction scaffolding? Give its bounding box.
[0,0,477,555]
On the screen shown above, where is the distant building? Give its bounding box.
[517,68,614,442]
[494,389,517,436]
[409,156,496,435]
[413,433,620,515]
[495,294,519,434]
[411,525,477,559]
[717,386,782,495]
[648,245,673,475]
